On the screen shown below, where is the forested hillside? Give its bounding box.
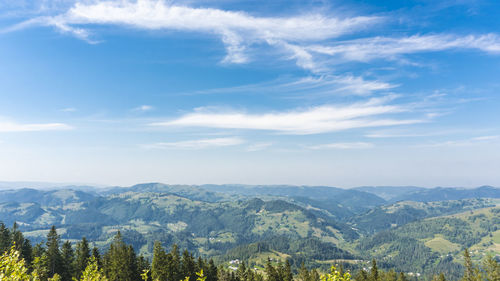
[0,184,500,280]
[1,224,499,281]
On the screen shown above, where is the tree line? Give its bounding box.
[1,223,499,281]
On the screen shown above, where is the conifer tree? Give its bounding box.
[103,231,140,281]
[46,226,64,278]
[482,254,500,281]
[370,259,379,281]
[80,256,108,281]
[283,260,293,281]
[462,248,481,281]
[182,249,196,281]
[237,262,247,281]
[265,258,279,281]
[33,241,46,260]
[218,266,232,281]
[91,247,102,270]
[384,269,397,281]
[298,263,310,281]
[309,269,320,281]
[206,259,218,281]
[397,272,407,281]
[432,273,446,281]
[75,237,91,279]
[21,239,33,268]
[152,241,168,281]
[170,244,182,281]
[0,223,11,254]
[61,241,75,281]
[10,222,32,265]
[137,254,150,280]
[354,270,368,281]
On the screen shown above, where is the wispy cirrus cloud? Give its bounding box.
[5,0,380,68]
[144,137,244,149]
[308,34,500,62]
[0,121,73,132]
[187,75,397,97]
[6,1,500,72]
[151,96,424,135]
[308,142,374,150]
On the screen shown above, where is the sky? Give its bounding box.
[0,0,499,187]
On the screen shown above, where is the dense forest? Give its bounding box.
[1,224,499,281]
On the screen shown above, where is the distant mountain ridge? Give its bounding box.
[0,182,499,276]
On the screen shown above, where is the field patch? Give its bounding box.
[424,235,460,253]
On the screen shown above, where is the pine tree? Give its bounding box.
[61,241,75,281]
[384,269,397,281]
[197,257,205,274]
[182,249,196,281]
[46,226,64,278]
[309,269,320,281]
[91,247,102,270]
[370,259,379,281]
[265,258,279,281]
[354,270,368,281]
[21,239,33,268]
[283,260,293,281]
[75,237,91,279]
[152,241,168,281]
[170,244,182,281]
[80,256,109,281]
[103,231,140,281]
[462,248,481,281]
[236,262,247,281]
[137,254,150,281]
[298,263,310,281]
[432,273,446,281]
[482,254,500,281]
[397,272,407,281]
[206,259,218,281]
[0,222,11,254]
[33,241,46,260]
[10,222,32,265]
[218,266,232,281]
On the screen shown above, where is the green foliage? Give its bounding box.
[78,256,108,281]
[46,226,64,278]
[482,254,500,281]
[74,237,91,280]
[103,232,141,281]
[0,245,30,281]
[320,265,351,281]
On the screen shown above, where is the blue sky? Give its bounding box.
[0,0,499,187]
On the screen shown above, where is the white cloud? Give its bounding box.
[329,75,397,96]
[6,1,500,72]
[308,34,500,62]
[6,0,380,70]
[133,105,154,111]
[151,96,423,135]
[308,142,374,150]
[145,137,244,149]
[0,121,73,132]
[189,74,397,97]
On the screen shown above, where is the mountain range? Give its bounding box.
[0,183,499,277]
